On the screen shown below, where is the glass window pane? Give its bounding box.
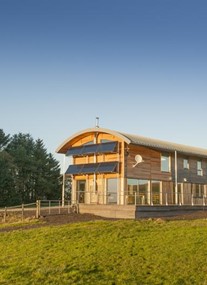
[183,159,189,169]
[152,181,160,204]
[161,154,170,172]
[107,178,117,204]
[197,161,203,176]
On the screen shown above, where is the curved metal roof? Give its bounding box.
[56,128,131,153]
[56,127,207,157]
[119,131,207,157]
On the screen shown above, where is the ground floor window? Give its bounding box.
[127,179,150,204]
[73,177,207,206]
[192,184,204,197]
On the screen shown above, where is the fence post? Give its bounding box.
[67,200,70,214]
[134,192,137,206]
[22,204,24,222]
[3,207,7,223]
[59,200,61,214]
[36,200,40,219]
[49,200,51,215]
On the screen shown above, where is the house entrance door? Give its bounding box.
[76,180,86,203]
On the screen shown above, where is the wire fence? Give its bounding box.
[0,200,76,223]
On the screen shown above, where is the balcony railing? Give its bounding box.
[74,191,207,206]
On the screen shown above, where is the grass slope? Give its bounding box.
[0,219,207,285]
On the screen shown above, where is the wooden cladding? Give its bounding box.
[126,144,171,181]
[126,144,207,183]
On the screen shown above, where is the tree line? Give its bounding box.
[0,129,61,207]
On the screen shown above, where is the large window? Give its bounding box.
[161,154,171,172]
[127,179,149,204]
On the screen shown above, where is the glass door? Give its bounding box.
[151,181,160,205]
[107,178,117,204]
[76,180,86,203]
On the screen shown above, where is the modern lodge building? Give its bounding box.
[56,127,207,218]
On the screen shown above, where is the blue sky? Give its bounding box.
[0,0,207,168]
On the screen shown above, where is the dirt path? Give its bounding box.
[0,213,117,232]
[1,210,207,233]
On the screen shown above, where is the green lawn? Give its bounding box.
[0,219,207,285]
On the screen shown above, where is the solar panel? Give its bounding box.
[97,142,117,153]
[65,162,119,175]
[66,141,118,157]
[82,144,98,155]
[80,163,98,174]
[66,147,82,156]
[96,162,118,173]
[65,164,83,175]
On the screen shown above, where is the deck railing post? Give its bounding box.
[165,193,168,206]
[191,194,194,206]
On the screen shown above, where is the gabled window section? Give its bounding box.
[161,153,171,172]
[66,141,117,157]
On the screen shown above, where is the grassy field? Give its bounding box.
[0,219,207,285]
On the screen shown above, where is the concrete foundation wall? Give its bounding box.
[79,204,136,219]
[78,204,207,219]
[136,205,207,219]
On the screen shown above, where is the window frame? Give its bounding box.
[161,153,171,173]
[197,161,203,176]
[183,158,189,170]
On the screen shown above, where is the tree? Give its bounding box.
[32,139,61,200]
[6,133,35,203]
[1,132,61,206]
[0,151,18,206]
[0,129,10,151]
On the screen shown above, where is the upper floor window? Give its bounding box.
[183,159,189,169]
[197,161,203,176]
[161,154,171,172]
